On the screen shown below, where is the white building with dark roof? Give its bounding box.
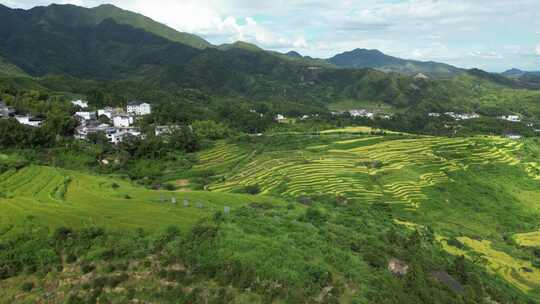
[500,115,521,122]
[0,101,15,119]
[15,115,43,128]
[127,101,151,116]
[112,114,134,128]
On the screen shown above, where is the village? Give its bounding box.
[71,100,151,144]
[2,99,539,142]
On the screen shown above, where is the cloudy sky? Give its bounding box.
[4,0,540,71]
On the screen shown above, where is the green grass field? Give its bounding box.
[0,166,287,236]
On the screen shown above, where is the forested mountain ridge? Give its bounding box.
[0,3,210,49]
[0,3,539,119]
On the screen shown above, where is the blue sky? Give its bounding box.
[4,0,540,72]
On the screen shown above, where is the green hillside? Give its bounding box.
[191,132,540,297]
[0,133,539,303]
[0,56,27,77]
[18,3,211,49]
[0,165,286,233]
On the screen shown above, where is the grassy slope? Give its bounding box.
[0,166,287,235]
[192,133,540,296]
[0,56,27,77]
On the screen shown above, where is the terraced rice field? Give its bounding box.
[200,135,529,209]
[442,237,540,293]
[0,166,286,234]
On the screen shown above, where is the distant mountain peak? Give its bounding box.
[502,68,525,77]
[218,41,262,51]
[285,51,303,58]
[328,48,462,79]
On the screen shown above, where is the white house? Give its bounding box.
[500,115,521,122]
[127,101,151,116]
[505,133,522,140]
[458,113,480,120]
[155,125,181,136]
[15,115,43,127]
[349,109,374,119]
[0,101,15,119]
[75,122,142,145]
[106,129,126,145]
[71,99,88,109]
[107,128,142,144]
[75,111,94,121]
[112,114,134,128]
[414,73,430,80]
[275,114,287,122]
[97,107,118,119]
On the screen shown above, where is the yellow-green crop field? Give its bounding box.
[442,237,540,293]
[200,135,533,210]
[0,166,286,235]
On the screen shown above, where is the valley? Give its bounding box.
[0,1,539,303]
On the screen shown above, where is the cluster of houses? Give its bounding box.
[0,100,44,127]
[347,109,392,120]
[73,100,151,144]
[349,109,375,119]
[499,114,521,122]
[428,112,480,120]
[427,112,525,123]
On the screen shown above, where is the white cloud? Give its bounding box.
[536,44,540,55]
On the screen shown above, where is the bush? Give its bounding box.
[53,226,73,242]
[21,282,34,292]
[244,184,261,195]
[81,263,96,274]
[163,183,176,191]
[447,237,465,249]
[297,196,313,206]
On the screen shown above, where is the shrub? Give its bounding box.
[81,263,96,274]
[53,226,73,242]
[163,183,176,191]
[66,254,78,264]
[297,196,313,206]
[244,184,261,195]
[447,237,465,249]
[21,282,34,292]
[111,182,120,190]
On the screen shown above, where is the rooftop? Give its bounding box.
[127,101,148,106]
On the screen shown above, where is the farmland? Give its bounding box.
[1,131,540,303]
[0,165,287,235]
[199,134,534,210]
[194,132,540,296]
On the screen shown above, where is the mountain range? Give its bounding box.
[0,3,539,115]
[0,3,470,81]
